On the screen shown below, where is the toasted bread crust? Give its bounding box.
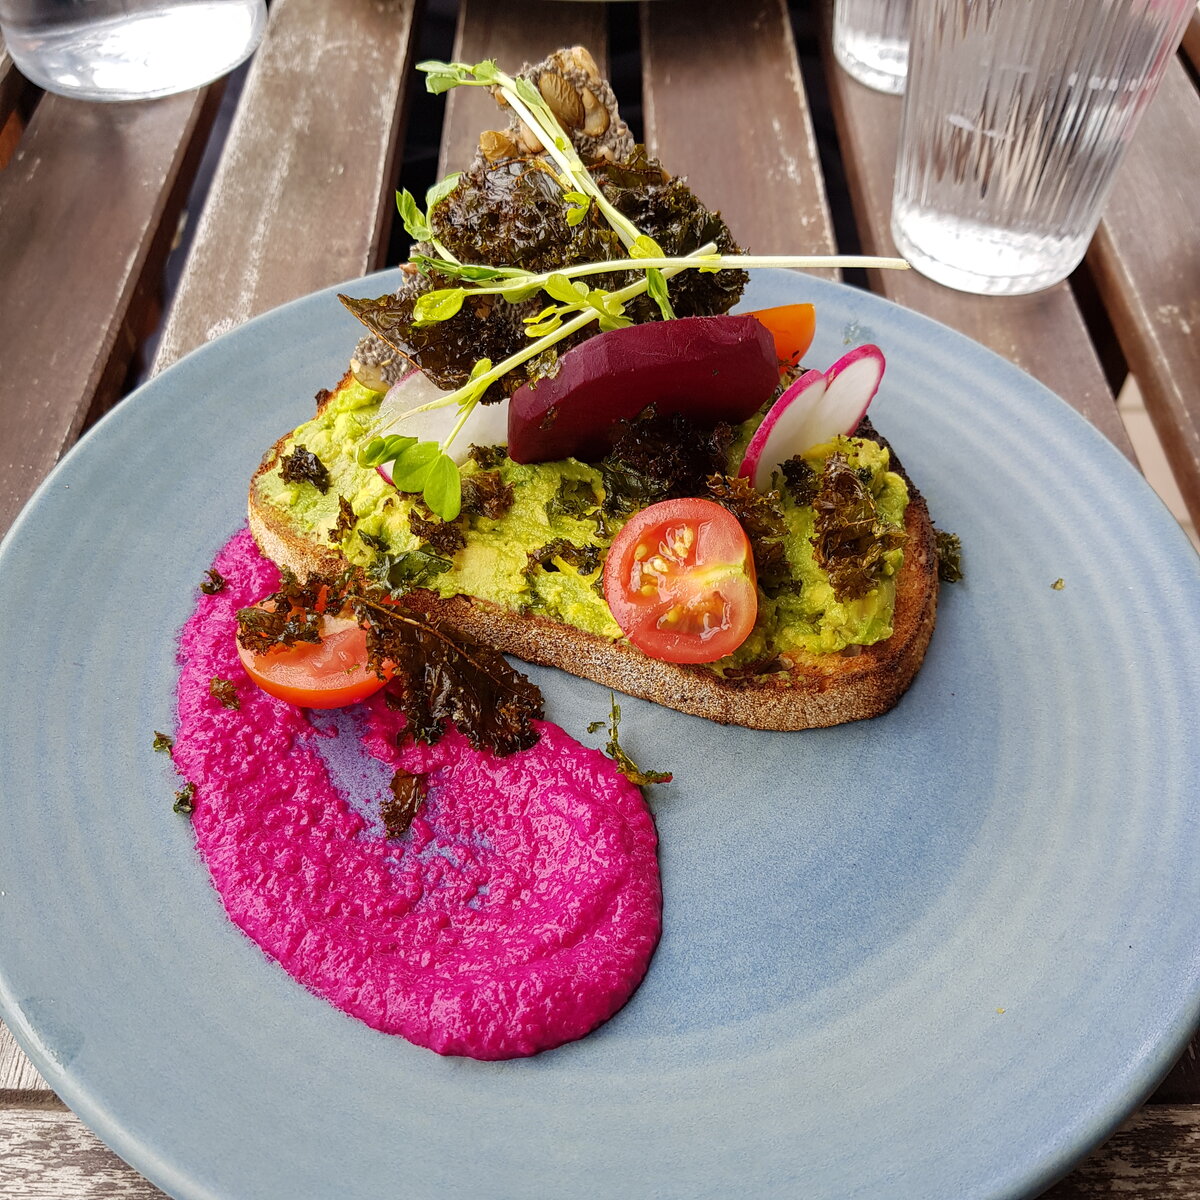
[248,380,938,730]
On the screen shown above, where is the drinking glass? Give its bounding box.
[891,0,1193,295]
[0,0,267,101]
[833,0,910,95]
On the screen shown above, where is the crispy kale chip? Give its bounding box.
[545,476,601,522]
[359,598,543,756]
[199,568,227,595]
[779,456,819,506]
[339,147,745,398]
[235,567,333,654]
[366,550,454,594]
[329,496,357,544]
[279,445,332,493]
[526,538,603,578]
[383,770,426,839]
[209,677,240,711]
[600,411,734,517]
[234,566,542,756]
[173,783,196,815]
[467,444,509,471]
[811,454,906,601]
[461,469,514,520]
[588,694,672,787]
[408,500,466,556]
[705,473,794,595]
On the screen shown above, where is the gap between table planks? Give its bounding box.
[2,1102,1200,1199]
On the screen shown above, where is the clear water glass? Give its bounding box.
[0,0,267,102]
[833,0,911,95]
[892,0,1193,296]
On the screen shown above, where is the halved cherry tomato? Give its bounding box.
[749,303,816,374]
[236,609,388,709]
[603,499,758,664]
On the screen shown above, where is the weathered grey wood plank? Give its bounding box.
[0,1109,167,1198]
[150,0,419,374]
[642,0,838,269]
[437,0,607,182]
[0,85,222,537]
[0,1026,47,1096]
[2,1101,1199,1197]
[819,30,1135,461]
[1043,1106,1200,1197]
[1087,59,1200,530]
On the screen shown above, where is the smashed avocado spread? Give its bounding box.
[255,378,909,669]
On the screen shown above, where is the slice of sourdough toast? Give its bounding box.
[248,372,939,731]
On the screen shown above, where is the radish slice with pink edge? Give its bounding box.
[738,344,886,491]
[373,369,509,484]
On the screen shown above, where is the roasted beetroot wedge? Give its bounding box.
[507,314,778,464]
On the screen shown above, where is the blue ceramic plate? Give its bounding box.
[1,271,1199,1200]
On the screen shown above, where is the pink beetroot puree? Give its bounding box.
[172,528,662,1059]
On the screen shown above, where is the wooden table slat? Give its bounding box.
[0,1109,167,1198]
[4,1099,1200,1199]
[819,28,1134,462]
[0,1030,47,1096]
[642,0,838,270]
[1087,58,1200,531]
[0,84,223,537]
[1042,1105,1200,1198]
[150,0,420,374]
[437,0,608,182]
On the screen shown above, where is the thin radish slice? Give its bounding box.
[376,369,509,467]
[738,344,886,490]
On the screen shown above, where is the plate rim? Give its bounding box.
[2,268,1199,1200]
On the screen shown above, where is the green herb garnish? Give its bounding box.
[339,58,909,522]
[934,529,964,583]
[173,782,196,815]
[209,677,240,710]
[152,730,174,753]
[594,694,672,787]
[199,569,226,595]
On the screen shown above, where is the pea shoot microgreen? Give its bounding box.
[362,57,913,523]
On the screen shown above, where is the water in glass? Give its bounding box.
[0,0,267,101]
[892,0,1193,295]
